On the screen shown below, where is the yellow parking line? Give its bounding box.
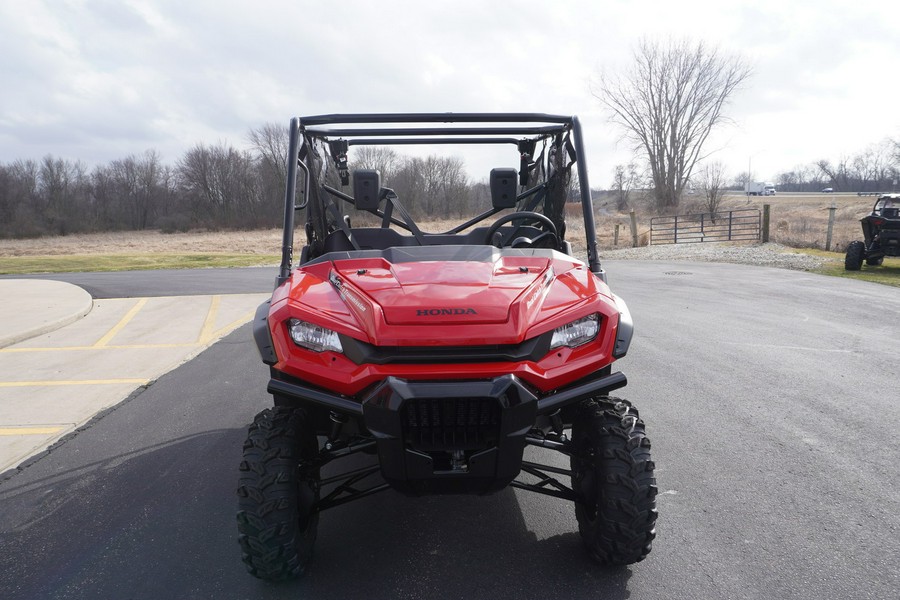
[0,379,149,387]
[197,295,222,344]
[94,298,149,347]
[0,426,66,436]
[2,343,199,353]
[211,309,255,339]
[1,294,262,354]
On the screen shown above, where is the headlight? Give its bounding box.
[287,319,343,353]
[549,314,599,349]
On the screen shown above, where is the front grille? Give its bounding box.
[340,333,553,365]
[402,397,501,451]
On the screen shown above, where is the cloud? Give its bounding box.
[0,0,897,185]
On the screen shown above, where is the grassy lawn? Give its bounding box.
[0,253,280,275]
[789,248,900,288]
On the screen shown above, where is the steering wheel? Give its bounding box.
[484,211,559,249]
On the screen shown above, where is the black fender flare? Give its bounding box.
[253,300,278,365]
[612,294,633,359]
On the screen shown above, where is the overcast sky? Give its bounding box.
[1,0,897,186]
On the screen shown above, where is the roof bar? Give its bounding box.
[297,113,574,126]
[303,125,567,137]
[346,137,522,146]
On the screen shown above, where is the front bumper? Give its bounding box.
[267,370,627,494]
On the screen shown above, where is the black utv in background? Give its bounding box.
[845,194,900,270]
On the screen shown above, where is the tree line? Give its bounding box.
[608,135,900,216]
[0,125,483,239]
[3,81,898,241]
[0,143,282,239]
[3,130,896,241]
[767,137,899,193]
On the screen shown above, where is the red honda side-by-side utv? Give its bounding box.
[237,113,657,580]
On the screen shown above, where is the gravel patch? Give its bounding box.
[597,242,828,271]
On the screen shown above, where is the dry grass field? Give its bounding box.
[591,192,876,251]
[723,192,874,250]
[3,193,898,287]
[0,229,285,257]
[0,192,880,262]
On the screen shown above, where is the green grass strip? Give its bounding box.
[0,253,280,275]
[789,248,900,288]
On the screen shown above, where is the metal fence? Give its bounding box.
[650,209,761,245]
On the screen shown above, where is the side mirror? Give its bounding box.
[490,168,518,209]
[353,169,381,210]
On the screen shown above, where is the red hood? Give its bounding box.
[334,257,546,325]
[278,252,612,346]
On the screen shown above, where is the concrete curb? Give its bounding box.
[0,279,94,348]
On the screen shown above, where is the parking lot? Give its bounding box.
[0,283,267,474]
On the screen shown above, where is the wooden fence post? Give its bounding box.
[614,224,620,246]
[762,204,770,242]
[825,205,836,251]
[630,210,638,247]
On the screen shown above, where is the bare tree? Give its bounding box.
[0,160,41,236]
[178,142,264,227]
[733,171,752,191]
[775,170,798,190]
[37,156,89,235]
[0,164,13,232]
[389,155,469,219]
[248,123,289,189]
[105,150,165,230]
[698,161,727,216]
[89,164,118,229]
[566,169,581,204]
[594,38,751,211]
[350,146,399,182]
[816,158,851,192]
[611,163,639,211]
[797,163,819,192]
[849,140,895,192]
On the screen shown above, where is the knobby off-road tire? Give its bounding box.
[570,397,657,565]
[865,255,884,266]
[237,407,320,581]
[845,241,865,270]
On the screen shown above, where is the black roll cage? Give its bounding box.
[277,113,602,286]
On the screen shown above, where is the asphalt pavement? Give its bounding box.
[0,263,898,599]
[0,271,274,475]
